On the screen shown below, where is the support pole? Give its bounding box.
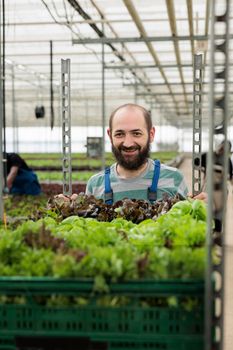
[0,0,4,220]
[192,54,203,196]
[205,1,230,349]
[11,65,18,153]
[101,18,106,170]
[50,40,54,130]
[134,76,138,104]
[61,59,72,196]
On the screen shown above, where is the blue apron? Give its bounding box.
[104,160,160,204]
[10,168,41,195]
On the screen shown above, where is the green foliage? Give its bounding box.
[0,197,209,291]
[170,198,207,222]
[20,151,178,182]
[191,199,207,221]
[167,247,205,279]
[4,194,48,219]
[21,151,177,165]
[37,171,94,182]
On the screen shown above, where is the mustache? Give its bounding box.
[119,145,140,151]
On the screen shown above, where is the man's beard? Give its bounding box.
[112,139,151,170]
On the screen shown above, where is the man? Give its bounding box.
[6,153,41,195]
[195,140,232,231]
[198,140,233,185]
[84,103,205,204]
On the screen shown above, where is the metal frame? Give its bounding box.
[186,0,194,58]
[136,92,214,96]
[0,0,4,220]
[166,0,189,113]
[120,0,177,115]
[69,0,154,108]
[101,18,106,170]
[123,79,233,86]
[192,54,203,196]
[70,0,162,119]
[203,0,211,73]
[4,1,232,130]
[72,34,231,45]
[61,59,72,196]
[205,1,230,349]
[11,65,19,153]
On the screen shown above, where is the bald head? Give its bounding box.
[109,103,152,132]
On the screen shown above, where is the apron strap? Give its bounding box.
[148,159,160,202]
[104,167,113,204]
[104,160,161,205]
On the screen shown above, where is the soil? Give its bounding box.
[40,182,87,196]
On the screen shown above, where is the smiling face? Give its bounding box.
[107,105,155,170]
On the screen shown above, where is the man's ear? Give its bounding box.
[149,126,156,143]
[107,128,111,139]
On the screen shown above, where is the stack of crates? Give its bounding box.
[0,277,204,350]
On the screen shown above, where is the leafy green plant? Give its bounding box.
[0,198,208,288]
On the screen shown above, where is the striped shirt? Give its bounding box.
[85,158,189,203]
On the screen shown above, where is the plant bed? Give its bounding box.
[0,194,210,349]
[40,182,86,196]
[32,165,104,171]
[37,171,93,182]
[22,152,179,170]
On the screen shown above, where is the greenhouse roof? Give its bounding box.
[3,0,233,128]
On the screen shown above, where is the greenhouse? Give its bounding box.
[0,1,233,349]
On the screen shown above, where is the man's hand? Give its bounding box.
[54,193,78,201]
[188,191,208,203]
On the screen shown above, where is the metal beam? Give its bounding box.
[72,34,230,45]
[136,91,232,96]
[89,0,152,96]
[9,15,233,27]
[203,0,211,72]
[186,0,194,58]
[106,62,233,70]
[8,16,218,26]
[124,80,233,86]
[122,0,179,114]
[6,18,160,26]
[67,0,157,107]
[105,63,193,69]
[166,0,189,113]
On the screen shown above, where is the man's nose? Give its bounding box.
[122,133,134,147]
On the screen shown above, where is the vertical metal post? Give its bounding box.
[159,108,162,148]
[101,18,106,170]
[205,1,230,349]
[134,79,138,104]
[61,59,72,196]
[2,0,5,161]
[50,40,54,130]
[12,65,18,153]
[192,54,203,196]
[0,0,4,220]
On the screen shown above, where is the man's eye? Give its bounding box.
[114,133,123,137]
[133,132,142,136]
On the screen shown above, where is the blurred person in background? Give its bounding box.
[6,153,41,195]
[198,140,233,186]
[196,140,233,232]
